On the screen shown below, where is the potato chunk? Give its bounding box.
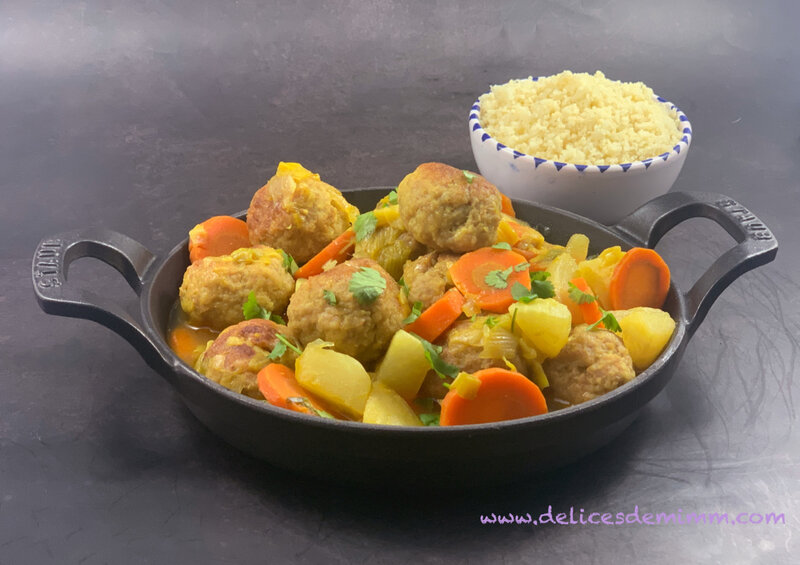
[616,307,676,371]
[295,340,372,418]
[362,383,422,426]
[509,298,572,359]
[374,330,430,400]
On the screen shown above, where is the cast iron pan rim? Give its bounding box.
[139,187,688,435]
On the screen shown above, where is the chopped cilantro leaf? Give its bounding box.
[323,289,337,306]
[387,189,398,205]
[513,261,530,272]
[280,250,299,275]
[484,266,513,289]
[268,340,287,360]
[530,271,555,298]
[510,307,518,333]
[398,276,409,296]
[588,310,622,333]
[353,211,377,242]
[242,291,267,320]
[271,313,286,325]
[567,281,596,304]
[492,242,512,250]
[276,333,303,355]
[462,170,475,184]
[402,301,424,325]
[349,267,386,305]
[411,333,459,380]
[419,413,440,426]
[484,316,499,328]
[510,282,535,303]
[287,397,335,419]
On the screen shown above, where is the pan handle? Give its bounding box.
[32,229,173,374]
[613,192,778,336]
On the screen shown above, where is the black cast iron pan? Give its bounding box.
[32,190,777,488]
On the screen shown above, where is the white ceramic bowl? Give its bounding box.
[469,86,692,224]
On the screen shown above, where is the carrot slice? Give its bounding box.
[499,192,515,217]
[257,363,332,417]
[568,277,603,326]
[608,247,670,310]
[448,247,530,313]
[188,216,251,263]
[168,325,217,365]
[439,368,547,426]
[293,229,356,279]
[404,288,465,342]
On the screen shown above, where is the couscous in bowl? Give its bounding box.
[470,72,692,225]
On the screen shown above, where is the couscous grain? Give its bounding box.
[478,71,682,165]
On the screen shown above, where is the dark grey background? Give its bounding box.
[2,1,799,563]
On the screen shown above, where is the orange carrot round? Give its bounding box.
[608,247,670,310]
[168,325,217,365]
[439,368,547,426]
[448,247,530,313]
[293,229,356,280]
[257,363,332,417]
[188,216,251,263]
[568,277,603,326]
[404,288,465,342]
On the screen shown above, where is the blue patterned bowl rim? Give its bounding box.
[469,78,692,174]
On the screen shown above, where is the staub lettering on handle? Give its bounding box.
[34,239,63,288]
[716,199,774,241]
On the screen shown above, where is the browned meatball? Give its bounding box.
[287,258,406,366]
[179,247,295,331]
[247,165,358,264]
[397,162,502,252]
[401,251,459,309]
[416,316,529,399]
[543,325,636,406]
[195,319,299,399]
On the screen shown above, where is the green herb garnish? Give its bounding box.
[513,261,530,272]
[387,189,398,205]
[530,271,555,299]
[242,291,268,320]
[484,316,499,328]
[280,250,299,275]
[268,341,287,360]
[403,301,424,325]
[510,307,518,333]
[349,266,386,305]
[588,310,622,333]
[287,397,335,419]
[484,266,514,289]
[462,170,475,184]
[492,242,512,251]
[412,334,459,380]
[323,289,337,306]
[567,281,596,304]
[398,276,409,296]
[353,211,378,242]
[276,333,303,355]
[419,413,440,426]
[510,282,535,303]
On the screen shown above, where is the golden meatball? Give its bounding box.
[247,162,358,264]
[179,246,294,331]
[543,325,636,405]
[195,319,299,399]
[401,251,459,309]
[287,258,406,366]
[397,162,501,252]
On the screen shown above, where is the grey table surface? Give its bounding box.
[2,1,798,563]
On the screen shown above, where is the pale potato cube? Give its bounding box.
[616,307,676,371]
[362,383,422,426]
[295,340,372,418]
[510,298,572,359]
[575,246,626,310]
[374,330,430,399]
